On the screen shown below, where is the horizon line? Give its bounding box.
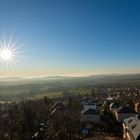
[0,72,140,79]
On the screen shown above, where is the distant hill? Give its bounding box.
[0,73,139,102]
[0,73,140,84]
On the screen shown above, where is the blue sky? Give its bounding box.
[0,0,140,77]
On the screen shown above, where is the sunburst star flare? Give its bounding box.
[0,37,23,68]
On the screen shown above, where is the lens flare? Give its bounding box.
[0,36,23,69]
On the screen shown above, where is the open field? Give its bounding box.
[0,74,140,101]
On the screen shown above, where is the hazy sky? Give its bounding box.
[0,0,140,77]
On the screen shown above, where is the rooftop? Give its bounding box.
[117,106,137,114]
[124,114,140,140]
[82,109,100,115]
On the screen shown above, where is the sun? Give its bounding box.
[0,36,23,68]
[0,48,13,61]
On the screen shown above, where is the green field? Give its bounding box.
[0,74,140,101]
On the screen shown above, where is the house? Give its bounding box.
[115,106,137,122]
[51,102,64,110]
[81,108,100,123]
[50,102,65,117]
[83,101,96,112]
[82,97,96,111]
[123,114,140,140]
[103,96,114,110]
[110,102,121,113]
[106,96,114,101]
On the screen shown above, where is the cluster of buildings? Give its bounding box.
[104,95,140,140]
[79,87,140,140]
[54,94,140,140]
[0,86,140,140]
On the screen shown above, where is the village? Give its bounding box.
[0,86,140,140]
